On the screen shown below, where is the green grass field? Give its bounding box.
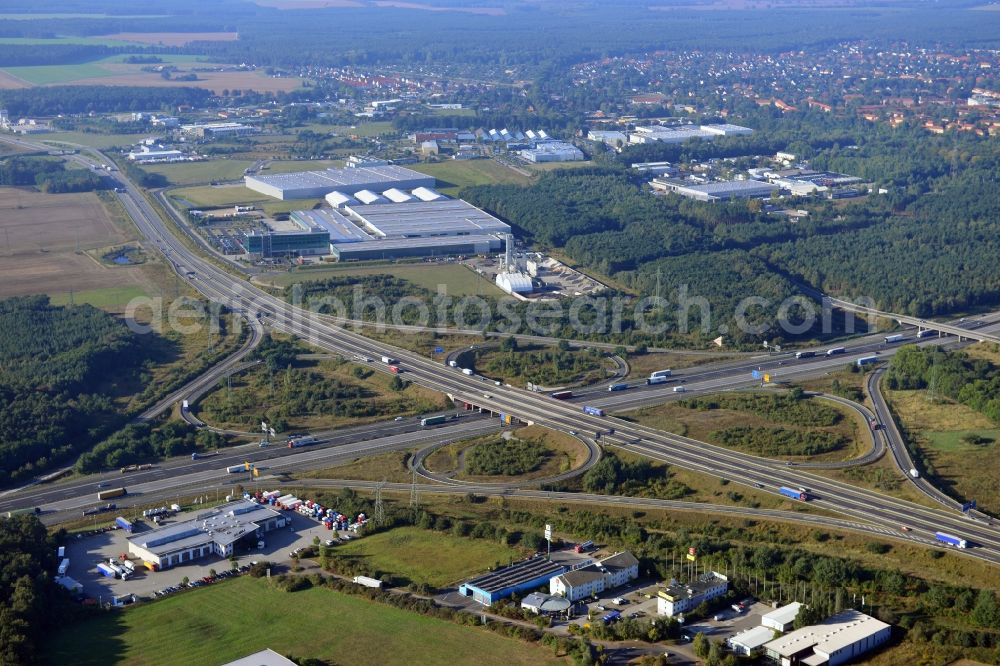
[143,159,256,186]
[0,36,138,46]
[48,285,150,309]
[333,527,526,587]
[169,185,268,208]
[409,159,531,196]
[924,429,1000,452]
[44,131,150,150]
[269,263,504,297]
[43,576,563,666]
[3,62,122,85]
[330,121,395,137]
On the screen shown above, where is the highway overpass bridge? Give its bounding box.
[826,296,1000,344]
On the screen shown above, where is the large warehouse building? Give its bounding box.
[126,500,286,571]
[245,197,510,260]
[245,164,434,200]
[653,179,779,202]
[762,610,891,666]
[459,555,569,605]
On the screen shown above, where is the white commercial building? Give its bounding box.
[495,272,534,296]
[520,141,584,163]
[222,649,297,666]
[654,179,778,202]
[245,163,433,200]
[656,572,729,617]
[763,610,891,666]
[588,130,628,146]
[126,500,285,571]
[729,625,777,657]
[549,551,639,602]
[762,602,803,632]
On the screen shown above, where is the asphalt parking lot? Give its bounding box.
[62,508,354,602]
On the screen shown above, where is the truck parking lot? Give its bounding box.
[62,508,350,603]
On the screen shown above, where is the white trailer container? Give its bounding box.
[57,558,70,576]
[353,575,383,589]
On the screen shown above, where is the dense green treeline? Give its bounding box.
[0,156,105,193]
[886,346,1000,423]
[0,516,83,665]
[0,86,211,117]
[0,297,151,484]
[75,421,223,473]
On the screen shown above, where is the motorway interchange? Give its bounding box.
[3,135,1000,567]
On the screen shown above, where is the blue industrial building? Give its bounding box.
[459,556,568,605]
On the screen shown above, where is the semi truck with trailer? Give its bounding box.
[226,465,248,474]
[352,575,384,589]
[97,487,127,500]
[420,415,448,427]
[826,347,846,356]
[381,356,396,365]
[461,368,474,376]
[57,558,70,576]
[856,355,879,367]
[608,383,629,392]
[287,435,317,448]
[646,376,668,385]
[935,532,967,548]
[795,351,816,359]
[917,329,935,338]
[96,563,117,578]
[649,369,672,379]
[779,486,809,501]
[583,405,605,417]
[884,334,906,344]
[550,390,573,399]
[115,516,133,532]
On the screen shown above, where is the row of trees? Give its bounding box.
[0,85,211,117]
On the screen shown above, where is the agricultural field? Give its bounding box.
[410,159,531,196]
[332,526,527,588]
[94,32,240,46]
[0,188,155,301]
[624,390,869,463]
[143,159,257,186]
[42,130,150,150]
[264,262,504,298]
[886,388,1000,513]
[42,576,562,666]
[1,55,304,93]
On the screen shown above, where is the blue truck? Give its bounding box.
[856,355,879,367]
[601,610,622,624]
[935,532,967,549]
[115,516,133,532]
[607,383,629,392]
[779,486,808,501]
[583,406,605,417]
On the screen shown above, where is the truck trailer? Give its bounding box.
[420,415,448,427]
[115,516,133,532]
[57,558,70,576]
[649,369,672,379]
[884,334,906,344]
[381,356,396,365]
[646,376,668,385]
[97,487,127,500]
[795,351,816,359]
[779,486,808,501]
[935,532,967,548]
[352,575,384,589]
[96,563,117,578]
[226,465,247,474]
[856,355,879,367]
[608,383,629,392]
[583,405,605,417]
[550,390,573,399]
[287,435,317,448]
[826,347,846,356]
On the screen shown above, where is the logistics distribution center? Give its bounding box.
[245,163,434,200]
[762,610,891,666]
[241,160,510,260]
[459,556,569,605]
[126,500,285,571]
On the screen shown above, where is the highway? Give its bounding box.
[4,135,1000,565]
[1,413,498,519]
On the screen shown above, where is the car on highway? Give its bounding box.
[900,525,911,532]
[754,483,764,488]
[394,416,404,421]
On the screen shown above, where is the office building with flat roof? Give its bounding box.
[729,626,777,657]
[762,602,803,632]
[657,572,729,617]
[654,179,778,202]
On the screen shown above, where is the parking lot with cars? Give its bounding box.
[62,507,355,604]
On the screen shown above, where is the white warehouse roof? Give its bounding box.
[354,189,389,205]
[762,602,803,630]
[764,610,891,660]
[347,199,510,239]
[496,272,533,295]
[325,191,357,208]
[411,186,444,202]
[382,188,414,203]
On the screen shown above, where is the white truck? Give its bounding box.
[909,468,920,479]
[352,575,383,589]
[381,356,396,365]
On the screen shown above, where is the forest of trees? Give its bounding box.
[0,296,151,485]
[0,85,211,117]
[0,156,105,193]
[885,346,1000,423]
[0,516,83,664]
